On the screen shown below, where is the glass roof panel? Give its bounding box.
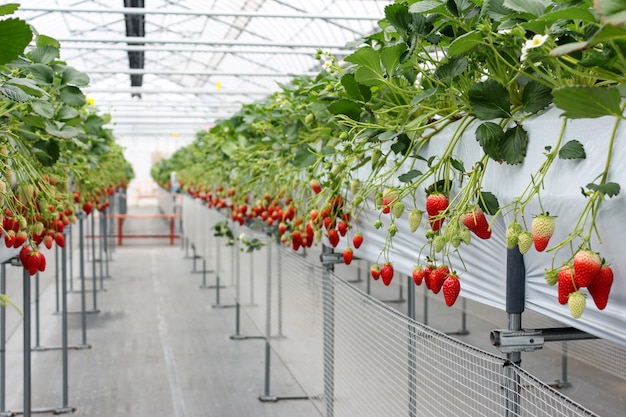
[15,0,388,138]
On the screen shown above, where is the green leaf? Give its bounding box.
[558,140,586,160]
[28,63,54,85]
[503,0,549,17]
[450,157,465,173]
[391,134,411,156]
[434,56,468,81]
[0,84,29,102]
[501,125,528,165]
[341,74,364,101]
[587,182,620,197]
[29,45,59,64]
[385,3,412,38]
[550,41,589,57]
[553,86,622,119]
[469,80,511,120]
[344,47,384,86]
[21,115,47,129]
[448,31,484,56]
[45,123,81,139]
[61,66,90,87]
[378,130,398,141]
[0,18,32,65]
[521,80,552,114]
[0,4,19,16]
[36,34,60,48]
[536,7,596,24]
[327,99,362,120]
[479,191,499,215]
[59,86,86,107]
[56,105,80,120]
[398,169,422,183]
[33,139,60,166]
[220,141,237,157]
[475,122,504,162]
[30,99,55,118]
[481,0,510,21]
[410,87,438,106]
[409,1,444,14]
[292,147,317,168]
[8,78,46,97]
[595,0,626,25]
[381,44,407,75]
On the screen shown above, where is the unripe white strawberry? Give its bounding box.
[408,209,423,233]
[517,231,533,254]
[568,291,586,319]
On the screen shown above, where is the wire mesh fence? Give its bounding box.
[179,197,618,417]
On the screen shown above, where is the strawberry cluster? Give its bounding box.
[552,250,614,319]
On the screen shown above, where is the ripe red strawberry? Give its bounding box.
[381,262,394,286]
[588,264,613,310]
[291,231,302,251]
[337,221,348,237]
[370,264,381,280]
[310,179,322,195]
[573,250,601,287]
[412,265,425,286]
[278,222,288,235]
[426,193,448,232]
[460,208,491,240]
[352,232,363,249]
[323,216,336,231]
[4,230,15,248]
[423,264,434,290]
[442,274,461,306]
[557,265,576,305]
[327,229,340,247]
[343,247,353,265]
[430,265,450,294]
[531,213,555,252]
[13,230,27,248]
[82,202,93,216]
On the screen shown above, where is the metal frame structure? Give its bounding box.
[15,1,389,139]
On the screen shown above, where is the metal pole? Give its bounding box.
[259,238,275,402]
[423,287,429,326]
[68,225,74,292]
[321,245,335,417]
[79,212,88,346]
[276,245,284,338]
[91,213,98,310]
[23,267,32,417]
[504,247,525,417]
[250,249,255,305]
[561,342,570,388]
[99,211,105,288]
[54,245,60,313]
[59,231,74,412]
[34,272,40,349]
[407,274,417,417]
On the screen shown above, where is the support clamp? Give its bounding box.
[490,329,544,353]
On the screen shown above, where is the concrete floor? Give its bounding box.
[0,204,624,417]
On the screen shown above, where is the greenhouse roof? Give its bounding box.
[15,1,388,139]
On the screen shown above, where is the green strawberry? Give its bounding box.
[433,235,446,253]
[388,223,398,237]
[350,179,360,194]
[393,202,405,218]
[568,291,586,319]
[544,268,558,286]
[459,227,471,245]
[505,222,522,249]
[371,148,382,168]
[409,209,423,233]
[517,231,533,254]
[531,213,555,252]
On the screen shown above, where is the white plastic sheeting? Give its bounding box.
[334,106,626,347]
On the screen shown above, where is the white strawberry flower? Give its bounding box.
[520,34,549,61]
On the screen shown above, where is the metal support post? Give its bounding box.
[91,214,98,311]
[68,225,74,292]
[212,237,231,309]
[54,245,60,313]
[423,287,429,326]
[57,233,76,413]
[34,272,41,350]
[1,263,7,414]
[249,249,256,306]
[23,267,32,417]
[99,211,105,287]
[504,247,525,417]
[320,244,336,416]
[258,239,275,402]
[275,245,284,338]
[79,212,93,345]
[231,236,263,340]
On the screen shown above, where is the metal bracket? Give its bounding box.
[320,252,344,267]
[490,329,544,353]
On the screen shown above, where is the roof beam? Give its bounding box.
[86,87,270,94]
[54,37,353,49]
[18,7,381,20]
[85,68,316,76]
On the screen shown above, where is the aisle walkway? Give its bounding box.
[1,209,321,417]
